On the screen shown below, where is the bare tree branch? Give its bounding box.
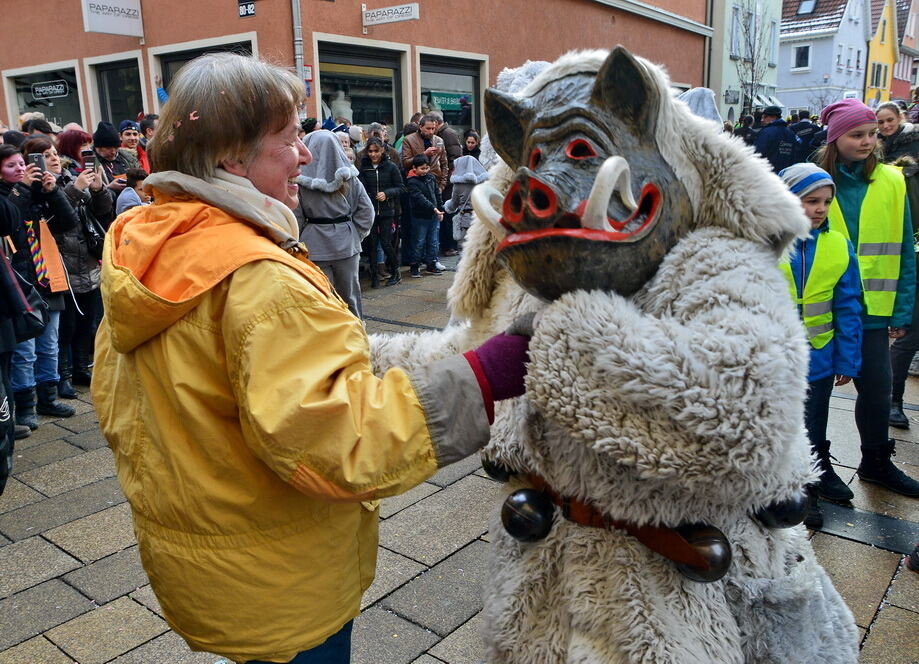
[732,0,777,115]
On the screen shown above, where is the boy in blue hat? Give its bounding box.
[779,162,863,528]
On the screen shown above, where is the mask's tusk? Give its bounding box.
[581,156,636,231]
[472,183,508,240]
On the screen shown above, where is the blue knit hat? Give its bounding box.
[778,163,835,198]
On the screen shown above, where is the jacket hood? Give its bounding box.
[676,87,723,125]
[298,130,359,192]
[450,156,489,184]
[102,170,304,353]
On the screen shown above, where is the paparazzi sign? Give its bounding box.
[31,80,69,101]
[362,3,420,27]
[81,0,144,37]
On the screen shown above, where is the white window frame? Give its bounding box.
[856,49,863,70]
[791,43,812,71]
[2,58,86,130]
[847,46,854,69]
[881,18,887,44]
[415,46,489,133]
[836,43,844,68]
[82,50,147,130]
[730,5,742,58]
[310,32,412,126]
[769,20,779,66]
[146,32,259,114]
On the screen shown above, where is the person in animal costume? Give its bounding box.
[371,46,859,663]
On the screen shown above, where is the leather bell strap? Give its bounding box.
[526,474,710,570]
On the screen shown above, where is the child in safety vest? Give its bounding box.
[815,98,919,500]
[779,163,863,528]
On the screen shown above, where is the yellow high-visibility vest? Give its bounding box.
[780,230,850,349]
[827,163,906,316]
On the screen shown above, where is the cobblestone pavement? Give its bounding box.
[1,257,918,663]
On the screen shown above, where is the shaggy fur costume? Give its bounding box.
[370,50,858,664]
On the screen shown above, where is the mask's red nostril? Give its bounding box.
[503,181,525,223]
[527,177,557,219]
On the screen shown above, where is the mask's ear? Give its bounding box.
[591,46,660,138]
[484,87,534,169]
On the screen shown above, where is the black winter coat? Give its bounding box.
[57,170,112,294]
[406,172,442,219]
[0,180,79,310]
[357,157,405,218]
[881,123,919,163]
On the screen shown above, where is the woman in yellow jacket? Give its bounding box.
[92,54,530,664]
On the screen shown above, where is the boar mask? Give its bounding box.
[474,46,694,301]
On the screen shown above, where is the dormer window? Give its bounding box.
[798,0,817,14]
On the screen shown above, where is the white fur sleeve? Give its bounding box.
[525,234,811,476]
[368,324,472,378]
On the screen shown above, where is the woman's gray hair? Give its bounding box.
[149,53,305,180]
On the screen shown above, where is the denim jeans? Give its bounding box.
[803,375,835,449]
[412,217,439,267]
[11,309,61,392]
[246,621,352,664]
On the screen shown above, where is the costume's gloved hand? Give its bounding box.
[462,314,537,415]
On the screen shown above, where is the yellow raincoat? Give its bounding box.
[92,172,490,663]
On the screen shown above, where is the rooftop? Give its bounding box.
[781,0,849,35]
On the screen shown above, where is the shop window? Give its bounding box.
[11,67,81,127]
[319,44,401,128]
[160,41,252,91]
[420,54,481,135]
[95,60,143,124]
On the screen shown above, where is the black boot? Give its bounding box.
[857,439,919,497]
[72,347,93,386]
[812,439,854,503]
[57,350,77,399]
[13,389,38,430]
[35,382,75,418]
[889,401,910,429]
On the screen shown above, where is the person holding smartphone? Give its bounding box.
[0,142,79,430]
[90,122,138,225]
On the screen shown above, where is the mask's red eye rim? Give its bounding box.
[528,148,542,170]
[565,139,597,160]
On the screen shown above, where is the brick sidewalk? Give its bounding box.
[1,259,917,663]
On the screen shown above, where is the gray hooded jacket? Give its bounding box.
[295,130,374,262]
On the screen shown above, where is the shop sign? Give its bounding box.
[426,91,465,111]
[31,80,70,100]
[81,0,144,37]
[238,0,255,17]
[362,3,420,27]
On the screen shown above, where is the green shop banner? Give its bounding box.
[425,91,467,111]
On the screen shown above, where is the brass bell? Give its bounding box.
[754,492,810,529]
[501,489,554,542]
[674,523,732,583]
[481,457,514,482]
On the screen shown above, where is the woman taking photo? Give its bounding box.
[817,99,919,498]
[876,102,919,429]
[92,53,530,664]
[19,136,111,397]
[0,143,78,428]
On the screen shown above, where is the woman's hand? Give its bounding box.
[41,171,56,193]
[835,375,853,386]
[889,326,907,339]
[74,169,93,192]
[375,192,386,202]
[88,168,103,192]
[23,164,42,186]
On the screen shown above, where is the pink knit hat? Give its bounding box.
[820,99,878,144]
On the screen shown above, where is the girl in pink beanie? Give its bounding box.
[815,99,919,498]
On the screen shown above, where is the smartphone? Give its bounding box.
[81,149,96,172]
[27,153,46,173]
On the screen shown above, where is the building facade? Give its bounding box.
[777,0,872,116]
[710,0,784,123]
[891,0,918,99]
[0,0,711,138]
[866,0,900,103]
